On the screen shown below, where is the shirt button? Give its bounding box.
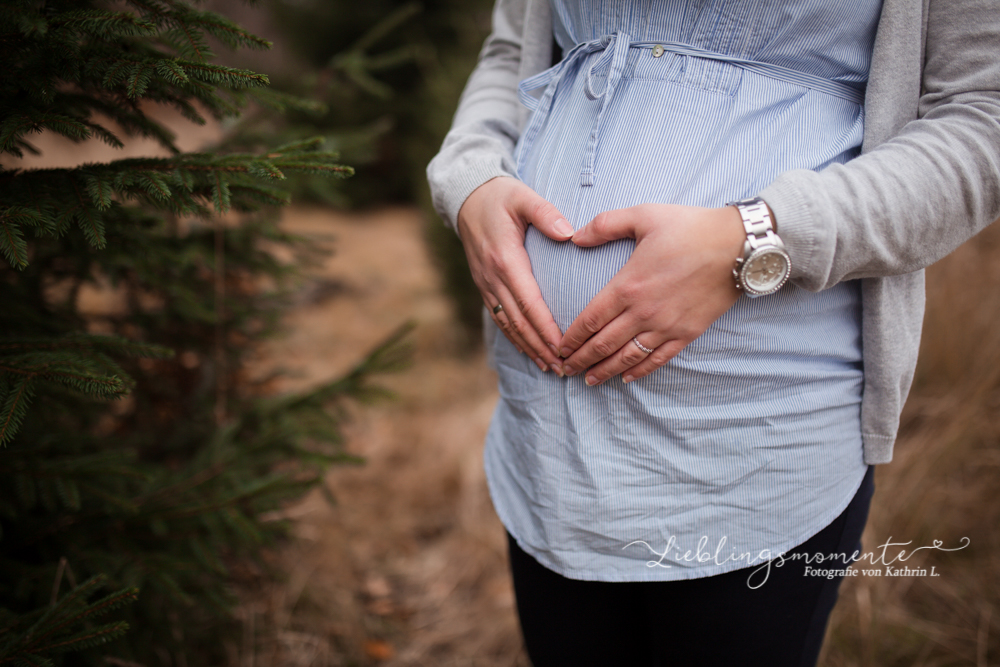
[652,44,664,57]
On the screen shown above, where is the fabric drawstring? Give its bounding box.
[579,33,633,186]
[517,33,866,187]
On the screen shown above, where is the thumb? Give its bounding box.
[512,188,574,241]
[572,208,637,247]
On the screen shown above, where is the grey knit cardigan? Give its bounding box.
[426,0,1000,464]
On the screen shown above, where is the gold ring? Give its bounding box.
[493,304,504,315]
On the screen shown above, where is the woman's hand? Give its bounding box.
[457,177,573,375]
[558,204,747,385]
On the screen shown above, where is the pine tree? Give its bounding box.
[0,1,409,664]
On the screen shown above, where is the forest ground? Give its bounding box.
[245,206,529,667]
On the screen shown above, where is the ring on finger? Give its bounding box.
[493,303,504,315]
[632,336,654,355]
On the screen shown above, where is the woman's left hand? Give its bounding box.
[558,204,748,385]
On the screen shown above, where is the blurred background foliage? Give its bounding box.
[214,0,493,337]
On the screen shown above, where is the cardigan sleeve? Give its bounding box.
[759,0,1000,291]
[426,0,529,233]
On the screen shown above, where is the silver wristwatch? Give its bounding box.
[728,197,791,297]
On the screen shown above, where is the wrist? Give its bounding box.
[764,201,777,233]
[718,205,748,260]
[457,176,511,240]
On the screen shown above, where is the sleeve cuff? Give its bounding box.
[759,172,832,292]
[427,129,520,235]
[440,161,517,234]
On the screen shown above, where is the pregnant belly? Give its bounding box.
[524,225,635,333]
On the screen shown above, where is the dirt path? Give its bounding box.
[252,206,528,667]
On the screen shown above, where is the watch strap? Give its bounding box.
[729,197,784,254]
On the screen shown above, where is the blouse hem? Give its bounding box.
[488,453,870,583]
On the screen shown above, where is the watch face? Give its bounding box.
[743,248,790,294]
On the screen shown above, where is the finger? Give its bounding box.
[472,246,562,368]
[621,339,688,384]
[558,286,627,359]
[489,300,542,368]
[561,311,642,377]
[493,308,550,373]
[498,255,565,357]
[486,300,528,355]
[571,207,641,248]
[510,186,574,242]
[581,332,660,386]
[492,284,564,375]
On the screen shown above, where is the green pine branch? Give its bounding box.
[56,10,158,39]
[0,575,137,665]
[0,336,173,445]
[0,378,34,449]
[0,145,352,267]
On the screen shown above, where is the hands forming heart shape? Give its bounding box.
[457,176,747,386]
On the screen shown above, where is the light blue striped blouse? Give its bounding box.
[484,0,883,582]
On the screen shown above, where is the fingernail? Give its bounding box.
[585,375,598,386]
[548,343,560,357]
[550,363,564,378]
[623,374,634,384]
[556,218,574,237]
[563,365,576,377]
[560,347,572,358]
[515,345,524,354]
[534,358,547,371]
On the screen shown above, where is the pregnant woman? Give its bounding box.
[427,1,1000,664]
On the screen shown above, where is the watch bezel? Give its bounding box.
[738,246,791,296]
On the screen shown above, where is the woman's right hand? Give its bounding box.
[456,176,572,375]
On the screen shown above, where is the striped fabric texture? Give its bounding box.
[485,0,881,582]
